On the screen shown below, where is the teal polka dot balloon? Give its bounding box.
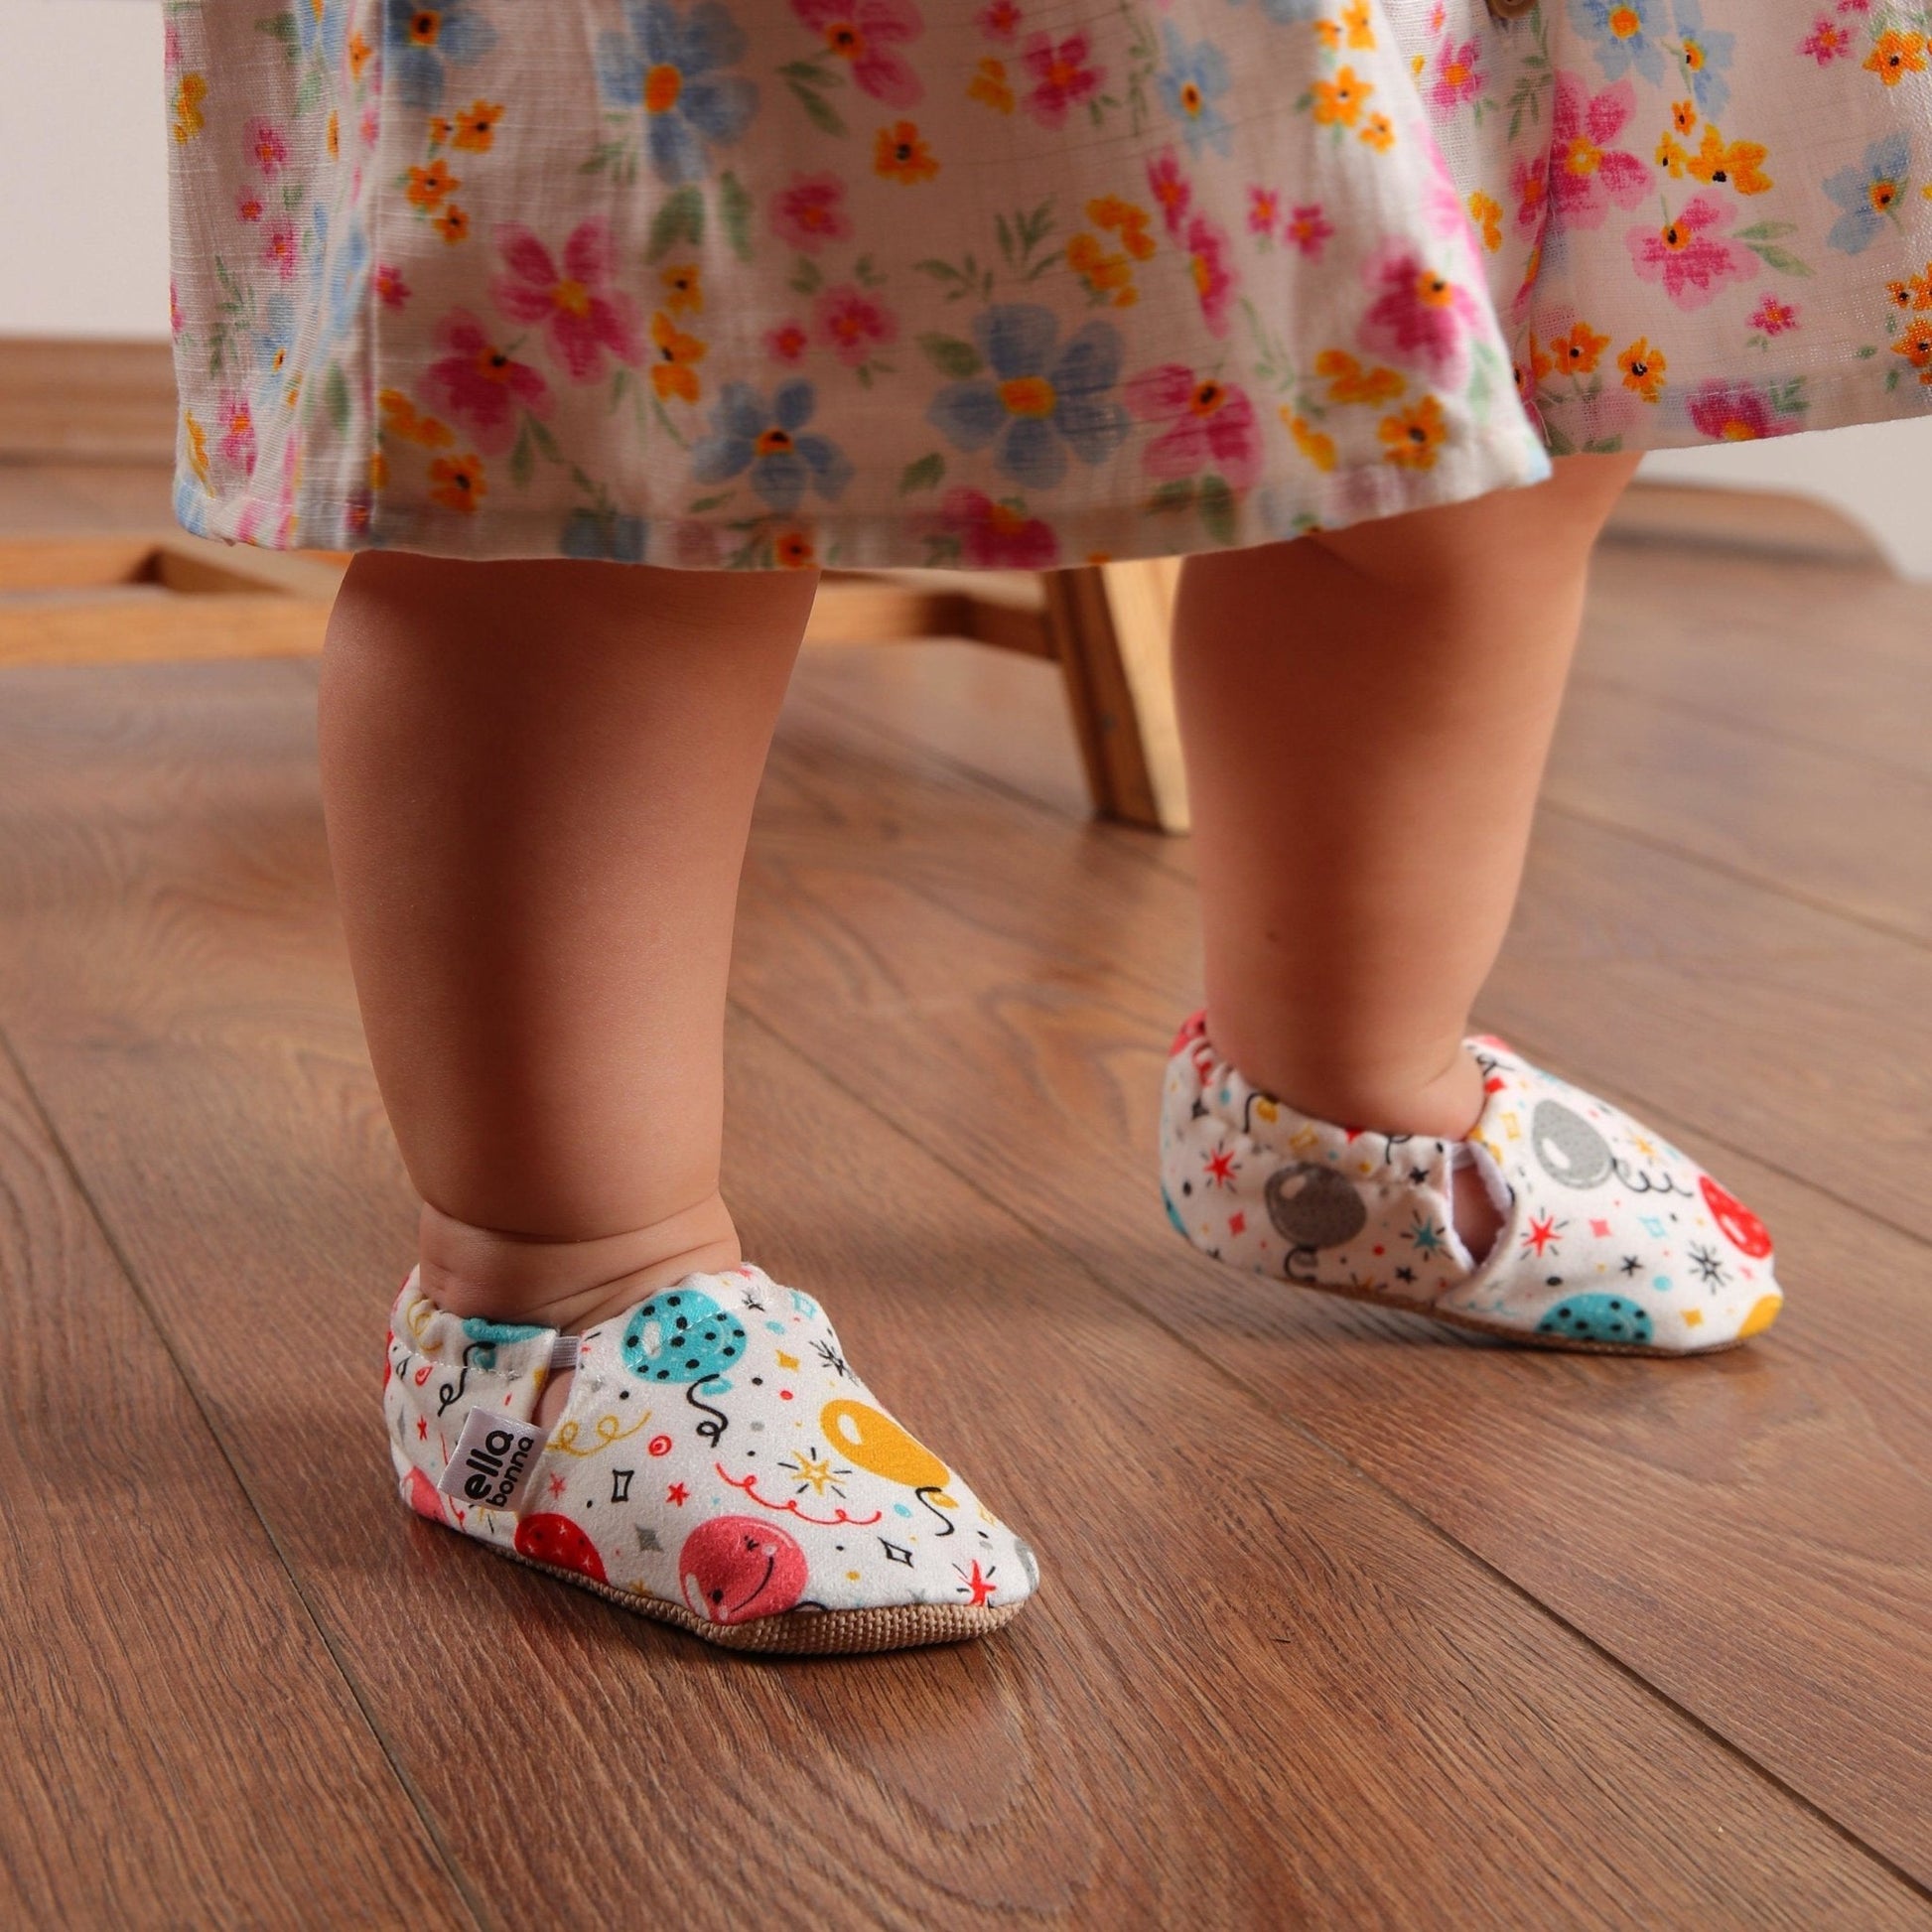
[621,1288,747,1385]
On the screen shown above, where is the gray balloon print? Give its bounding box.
[1530,1099,1614,1189]
[1264,1163,1369,1250]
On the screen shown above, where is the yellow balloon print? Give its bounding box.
[821,1399,949,1490]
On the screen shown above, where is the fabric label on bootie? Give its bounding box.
[437,1408,548,1515]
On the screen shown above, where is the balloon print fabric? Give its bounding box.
[167,1,1932,571]
[384,1263,1037,1652]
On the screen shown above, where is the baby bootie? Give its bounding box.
[1161,1014,1783,1354]
[383,1262,1038,1652]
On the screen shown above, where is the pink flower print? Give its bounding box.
[1430,39,1484,110]
[215,390,257,475]
[1286,204,1333,257]
[1799,15,1857,61]
[1020,31,1104,128]
[490,220,643,381]
[769,173,853,254]
[1357,244,1480,385]
[1124,364,1261,489]
[1687,379,1800,440]
[1548,75,1649,229]
[1148,149,1192,239]
[1510,150,1551,236]
[1184,214,1237,338]
[937,486,1060,568]
[1248,187,1281,238]
[1626,197,1750,310]
[765,321,810,364]
[792,0,924,108]
[1751,294,1798,335]
[374,264,412,309]
[237,191,265,223]
[263,219,301,283]
[812,284,898,365]
[977,0,1021,39]
[420,309,553,455]
[169,282,185,338]
[246,117,289,177]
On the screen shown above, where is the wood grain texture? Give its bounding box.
[738,655,1932,1887]
[0,1012,468,1929]
[0,655,1921,1926]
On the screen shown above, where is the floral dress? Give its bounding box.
[165,0,1932,571]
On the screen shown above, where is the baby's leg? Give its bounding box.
[319,556,814,1414]
[1173,454,1641,1258]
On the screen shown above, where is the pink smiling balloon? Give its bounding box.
[679,1516,808,1624]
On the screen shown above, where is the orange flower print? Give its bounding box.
[875,120,939,184]
[1378,395,1448,470]
[435,205,471,245]
[454,100,503,151]
[379,388,455,449]
[1468,191,1503,251]
[1865,31,1927,85]
[968,57,1016,114]
[1284,410,1337,472]
[775,530,817,569]
[1556,322,1611,374]
[183,410,211,486]
[1311,68,1371,128]
[1341,0,1375,49]
[1088,196,1157,261]
[649,312,707,402]
[1618,338,1667,401]
[347,31,373,78]
[1067,233,1138,307]
[1686,127,1771,196]
[1359,113,1395,152]
[327,111,341,161]
[428,453,486,512]
[661,263,703,314]
[1315,348,1405,406]
[408,159,460,208]
[172,71,208,144]
[1890,317,1932,379]
[1671,98,1698,136]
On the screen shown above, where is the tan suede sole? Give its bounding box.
[475,1533,1026,1654]
[1289,1272,1775,1358]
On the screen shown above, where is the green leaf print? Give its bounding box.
[1148,479,1195,514]
[1745,243,1814,277]
[918,333,984,379]
[784,74,847,138]
[898,453,945,494]
[510,425,535,488]
[788,254,825,298]
[324,363,349,435]
[719,172,755,263]
[1196,475,1236,546]
[645,187,705,265]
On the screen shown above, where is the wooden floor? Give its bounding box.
[1,464,1928,1929]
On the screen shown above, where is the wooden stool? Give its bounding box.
[0,538,1189,832]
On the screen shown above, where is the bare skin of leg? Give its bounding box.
[318,555,816,1422]
[1172,452,1643,1260]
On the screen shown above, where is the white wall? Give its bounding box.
[3,0,1927,569]
[0,0,170,340]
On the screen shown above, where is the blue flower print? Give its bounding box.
[1670,0,1734,118]
[561,507,648,562]
[381,0,499,111]
[1231,0,1324,22]
[296,0,347,69]
[1823,133,1911,255]
[1156,24,1234,157]
[596,1,759,186]
[926,304,1130,493]
[1569,0,1667,87]
[691,381,853,511]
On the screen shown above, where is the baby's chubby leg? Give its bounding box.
[319,556,814,1419]
[1173,454,1642,1260]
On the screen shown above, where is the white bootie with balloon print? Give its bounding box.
[384,1263,1037,1653]
[1161,1013,1783,1355]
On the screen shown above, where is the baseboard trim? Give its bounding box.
[0,337,177,464]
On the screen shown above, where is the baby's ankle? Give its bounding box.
[1211,1028,1488,1144]
[416,1191,743,1336]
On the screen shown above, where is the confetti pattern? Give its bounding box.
[165,0,1932,568]
[385,1263,1038,1650]
[1161,1012,1784,1352]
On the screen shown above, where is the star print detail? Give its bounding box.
[1202,1144,1239,1188]
[666,1482,688,1506]
[416,1417,428,1440]
[1521,1212,1564,1258]
[956,1560,999,1606]
[811,1338,851,1379]
[881,1540,913,1566]
[1407,1214,1445,1254]
[548,1473,567,1499]
[1395,1265,1417,1284]
[1620,1256,1643,1276]
[780,1447,851,1498]
[1689,1243,1728,1286]
[1228,1210,1247,1236]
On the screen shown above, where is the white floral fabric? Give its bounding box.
[167,0,1932,569]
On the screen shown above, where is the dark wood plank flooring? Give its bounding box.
[0,479,1926,1926]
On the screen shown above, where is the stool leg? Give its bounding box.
[1042,558,1190,833]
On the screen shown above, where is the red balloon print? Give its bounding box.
[514,1512,608,1585]
[1701,1174,1773,1259]
[404,1466,445,1524]
[678,1516,808,1625]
